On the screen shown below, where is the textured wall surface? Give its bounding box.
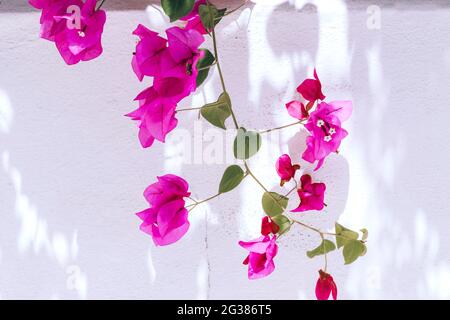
[1,0,450,299]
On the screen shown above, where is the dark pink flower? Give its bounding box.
[180,0,208,35]
[302,101,352,170]
[291,174,326,212]
[315,270,338,300]
[136,174,191,246]
[53,0,106,65]
[297,69,325,103]
[285,100,309,121]
[276,154,300,186]
[239,235,278,280]
[261,216,280,236]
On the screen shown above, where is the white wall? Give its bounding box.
[1,0,450,299]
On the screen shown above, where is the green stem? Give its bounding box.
[285,179,298,197]
[244,162,269,193]
[176,106,203,112]
[224,0,249,16]
[207,1,239,129]
[187,193,222,209]
[321,233,328,272]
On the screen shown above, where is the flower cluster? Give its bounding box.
[30,0,369,300]
[29,0,106,65]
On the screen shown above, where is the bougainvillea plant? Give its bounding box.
[29,0,106,65]
[29,0,369,300]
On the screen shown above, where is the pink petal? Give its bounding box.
[285,100,307,120]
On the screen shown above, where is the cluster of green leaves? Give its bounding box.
[306,223,368,264]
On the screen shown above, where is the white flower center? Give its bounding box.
[324,135,332,142]
[317,120,325,127]
[329,128,336,135]
[78,31,85,37]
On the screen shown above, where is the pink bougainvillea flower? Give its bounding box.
[302,101,352,170]
[131,24,168,81]
[181,0,208,35]
[291,174,326,212]
[297,69,326,103]
[53,0,106,65]
[136,174,191,246]
[315,270,338,300]
[128,25,204,148]
[239,235,278,280]
[285,100,309,121]
[276,154,300,186]
[30,0,83,41]
[261,216,280,236]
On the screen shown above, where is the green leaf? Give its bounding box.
[361,228,369,241]
[219,165,245,194]
[262,192,288,217]
[233,128,262,160]
[200,92,231,129]
[335,223,359,249]
[307,240,336,258]
[161,0,195,22]
[271,215,291,236]
[198,4,226,30]
[196,49,215,87]
[343,240,366,264]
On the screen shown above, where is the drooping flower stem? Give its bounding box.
[198,62,217,71]
[285,179,298,197]
[290,219,360,242]
[244,162,269,193]
[259,120,305,134]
